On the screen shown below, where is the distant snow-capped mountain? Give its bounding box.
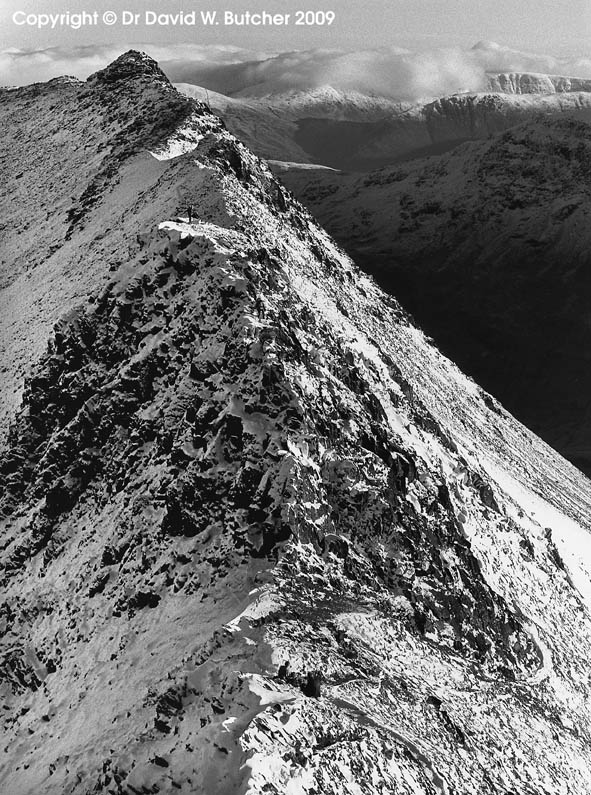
[486,71,591,94]
[231,84,411,120]
[177,80,591,170]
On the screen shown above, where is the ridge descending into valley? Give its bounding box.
[277,117,591,476]
[1,51,591,794]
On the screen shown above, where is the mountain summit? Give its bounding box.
[88,49,172,85]
[2,52,591,795]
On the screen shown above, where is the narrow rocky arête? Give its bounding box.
[1,51,591,794]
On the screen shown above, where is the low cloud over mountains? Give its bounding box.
[4,40,591,100]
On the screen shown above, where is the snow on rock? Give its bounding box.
[149,117,206,160]
[2,51,591,795]
[176,82,312,164]
[486,71,591,94]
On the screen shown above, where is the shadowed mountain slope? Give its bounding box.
[277,117,591,474]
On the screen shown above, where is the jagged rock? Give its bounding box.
[301,671,323,698]
[486,71,591,94]
[88,51,171,86]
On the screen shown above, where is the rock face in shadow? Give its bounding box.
[277,116,591,475]
[346,91,591,170]
[3,52,591,795]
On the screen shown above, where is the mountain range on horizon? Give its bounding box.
[2,49,591,795]
[176,77,591,169]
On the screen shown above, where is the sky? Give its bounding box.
[2,0,591,93]
[2,0,591,53]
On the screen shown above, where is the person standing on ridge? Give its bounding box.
[187,204,194,224]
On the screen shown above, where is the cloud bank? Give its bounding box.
[3,41,591,101]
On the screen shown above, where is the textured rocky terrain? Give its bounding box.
[2,51,591,795]
[485,71,591,94]
[0,55,221,440]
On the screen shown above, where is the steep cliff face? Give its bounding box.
[277,116,591,474]
[486,71,591,94]
[3,52,591,795]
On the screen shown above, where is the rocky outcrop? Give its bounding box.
[88,50,172,86]
[486,71,591,94]
[3,52,591,795]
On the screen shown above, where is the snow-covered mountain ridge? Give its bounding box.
[352,90,591,167]
[486,71,591,94]
[2,51,591,794]
[176,80,591,169]
[0,51,222,442]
